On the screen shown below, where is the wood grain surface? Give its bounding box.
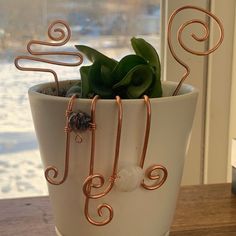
[170,184,236,236]
[0,197,54,236]
[0,184,235,236]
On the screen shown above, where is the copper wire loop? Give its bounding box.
[142,165,168,191]
[83,96,123,226]
[140,95,168,190]
[84,200,114,226]
[44,95,77,185]
[167,5,224,96]
[75,133,83,143]
[14,20,83,95]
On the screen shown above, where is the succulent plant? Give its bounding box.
[68,37,162,99]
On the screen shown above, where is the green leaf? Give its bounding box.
[111,54,147,84]
[75,45,118,67]
[89,60,114,98]
[131,37,160,69]
[76,37,162,99]
[131,37,162,98]
[148,68,162,98]
[115,64,154,99]
[100,64,115,87]
[80,66,92,98]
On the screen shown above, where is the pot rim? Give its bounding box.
[28,80,199,104]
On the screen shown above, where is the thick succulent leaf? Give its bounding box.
[76,38,162,99]
[112,64,152,88]
[131,37,161,69]
[124,65,154,98]
[100,64,116,87]
[148,68,162,98]
[131,37,162,97]
[89,60,114,98]
[75,45,117,67]
[80,66,92,98]
[111,54,147,84]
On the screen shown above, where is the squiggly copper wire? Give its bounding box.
[84,200,114,226]
[142,165,168,190]
[14,20,83,95]
[167,5,224,96]
[84,96,123,226]
[140,95,168,190]
[45,95,76,185]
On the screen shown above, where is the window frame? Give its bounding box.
[161,0,236,184]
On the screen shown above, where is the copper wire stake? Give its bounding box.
[44,95,76,185]
[14,20,83,95]
[140,95,168,190]
[83,96,123,226]
[167,6,224,96]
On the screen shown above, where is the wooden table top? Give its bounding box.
[0,184,236,236]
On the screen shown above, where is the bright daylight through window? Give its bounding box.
[0,0,161,198]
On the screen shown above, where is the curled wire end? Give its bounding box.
[141,165,168,190]
[83,95,122,226]
[14,20,84,96]
[75,133,83,143]
[47,20,71,45]
[44,95,76,186]
[85,199,114,226]
[167,6,224,96]
[83,174,114,199]
[97,203,114,224]
[44,166,66,185]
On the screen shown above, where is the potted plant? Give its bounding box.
[14,6,223,236]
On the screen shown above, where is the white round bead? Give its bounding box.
[115,166,144,192]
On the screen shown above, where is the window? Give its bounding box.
[0,0,161,198]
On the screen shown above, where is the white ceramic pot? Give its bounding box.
[29,81,198,236]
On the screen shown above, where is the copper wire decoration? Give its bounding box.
[167,5,224,96]
[45,95,76,185]
[140,95,168,190]
[45,97,96,185]
[14,5,224,227]
[83,96,123,226]
[14,20,83,95]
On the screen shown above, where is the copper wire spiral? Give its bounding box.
[140,95,168,190]
[84,96,123,226]
[44,95,76,185]
[84,200,114,226]
[168,5,224,96]
[142,165,168,190]
[14,20,83,95]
